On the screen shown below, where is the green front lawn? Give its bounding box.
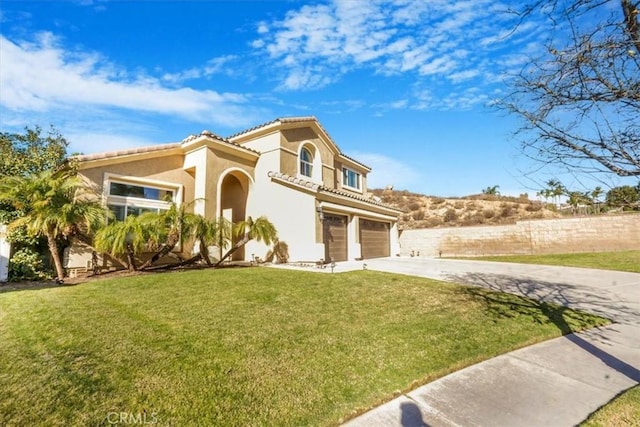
[465,250,640,273]
[581,386,640,426]
[0,268,608,426]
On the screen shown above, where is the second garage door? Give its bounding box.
[359,219,390,259]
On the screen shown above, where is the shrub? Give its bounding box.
[525,202,542,212]
[412,210,425,221]
[500,205,514,218]
[482,209,495,218]
[454,201,465,209]
[408,202,421,211]
[461,214,485,226]
[8,248,52,281]
[443,209,458,222]
[425,217,443,227]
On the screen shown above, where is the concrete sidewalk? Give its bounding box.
[342,257,640,427]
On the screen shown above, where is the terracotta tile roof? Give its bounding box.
[227,116,318,139]
[267,171,321,190]
[183,130,260,155]
[72,143,182,162]
[229,116,371,170]
[267,171,401,211]
[73,130,258,163]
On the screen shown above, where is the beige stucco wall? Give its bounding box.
[207,149,255,219]
[281,128,338,188]
[80,154,196,205]
[399,214,640,257]
[246,149,324,261]
[280,149,299,180]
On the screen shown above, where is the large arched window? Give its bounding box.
[300,147,313,178]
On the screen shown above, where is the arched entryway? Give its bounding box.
[219,170,251,261]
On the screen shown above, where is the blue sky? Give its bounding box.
[0,0,632,197]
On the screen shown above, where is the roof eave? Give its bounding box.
[74,144,183,170]
[182,134,259,161]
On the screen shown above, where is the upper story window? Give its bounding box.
[105,177,178,221]
[300,147,313,178]
[342,167,361,190]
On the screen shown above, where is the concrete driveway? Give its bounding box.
[343,257,640,427]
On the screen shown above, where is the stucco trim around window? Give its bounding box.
[300,147,313,178]
[102,173,182,221]
[298,142,322,183]
[342,167,362,192]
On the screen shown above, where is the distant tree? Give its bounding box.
[567,191,590,214]
[502,0,640,178]
[0,168,105,281]
[590,186,604,213]
[537,189,553,204]
[0,126,69,178]
[545,179,566,207]
[606,185,640,209]
[482,185,500,196]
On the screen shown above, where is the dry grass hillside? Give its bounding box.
[371,188,561,230]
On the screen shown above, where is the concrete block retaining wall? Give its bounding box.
[399,214,640,257]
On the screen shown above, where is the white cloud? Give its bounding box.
[161,55,239,84]
[447,69,480,83]
[257,22,269,34]
[418,56,457,76]
[0,33,255,127]
[251,0,548,106]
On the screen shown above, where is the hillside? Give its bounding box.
[371,188,561,230]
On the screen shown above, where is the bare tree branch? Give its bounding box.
[501,0,640,177]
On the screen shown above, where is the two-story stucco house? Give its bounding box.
[68,116,401,270]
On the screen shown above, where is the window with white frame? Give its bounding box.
[105,179,178,221]
[300,147,313,178]
[342,167,361,190]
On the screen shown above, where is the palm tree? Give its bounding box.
[482,185,500,196]
[137,202,200,270]
[214,216,277,267]
[590,186,603,214]
[546,179,565,207]
[567,191,590,215]
[187,215,215,266]
[209,216,233,262]
[0,169,105,281]
[94,214,151,271]
[182,216,232,266]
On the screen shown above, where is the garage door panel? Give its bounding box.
[324,214,348,262]
[360,219,390,259]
